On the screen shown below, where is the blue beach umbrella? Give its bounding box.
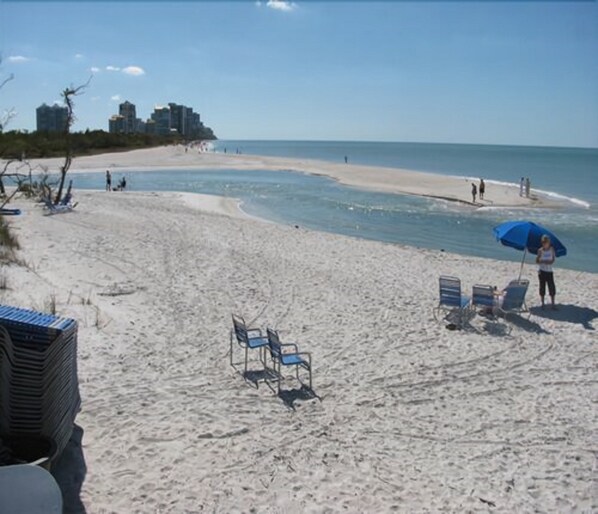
[493,220,567,279]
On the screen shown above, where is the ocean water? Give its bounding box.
[214,140,598,209]
[67,141,597,273]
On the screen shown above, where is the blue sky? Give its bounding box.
[1,1,597,147]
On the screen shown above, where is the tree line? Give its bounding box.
[0,128,217,160]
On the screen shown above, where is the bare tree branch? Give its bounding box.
[55,75,92,204]
[0,73,13,92]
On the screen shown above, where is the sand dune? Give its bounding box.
[22,145,564,208]
[1,190,595,513]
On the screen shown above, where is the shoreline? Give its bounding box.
[13,145,573,209]
[2,190,596,512]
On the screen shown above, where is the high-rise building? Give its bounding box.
[168,103,188,136]
[36,103,69,132]
[187,111,202,138]
[151,106,172,135]
[108,115,126,134]
[106,100,211,138]
[118,101,137,134]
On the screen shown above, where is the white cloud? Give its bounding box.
[91,96,100,102]
[74,53,84,59]
[106,65,121,72]
[266,0,297,12]
[111,94,121,101]
[7,55,30,63]
[90,66,100,73]
[122,66,145,76]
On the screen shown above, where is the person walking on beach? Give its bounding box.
[344,155,348,164]
[520,177,525,197]
[105,170,111,192]
[536,234,557,309]
[525,177,531,198]
[471,182,477,203]
[479,179,485,200]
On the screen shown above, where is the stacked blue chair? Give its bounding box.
[0,305,80,465]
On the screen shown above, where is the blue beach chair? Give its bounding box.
[266,328,312,392]
[498,279,530,320]
[434,275,471,328]
[230,314,269,375]
[41,197,74,215]
[471,284,497,317]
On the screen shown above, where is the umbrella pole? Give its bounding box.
[518,248,527,282]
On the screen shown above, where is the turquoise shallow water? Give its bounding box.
[70,146,597,273]
[215,140,598,209]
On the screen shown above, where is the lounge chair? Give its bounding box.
[471,284,497,317]
[497,279,530,320]
[266,328,312,392]
[230,314,268,375]
[0,208,22,216]
[41,197,74,215]
[434,275,471,327]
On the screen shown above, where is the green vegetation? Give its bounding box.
[0,128,217,160]
[0,215,20,265]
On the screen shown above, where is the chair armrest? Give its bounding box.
[247,328,263,337]
[295,352,312,364]
[281,342,300,353]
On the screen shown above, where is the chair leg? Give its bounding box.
[230,331,233,367]
[244,346,248,374]
[277,362,281,393]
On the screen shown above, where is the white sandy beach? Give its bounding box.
[22,145,565,208]
[1,187,596,513]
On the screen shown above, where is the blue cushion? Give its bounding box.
[281,354,307,366]
[247,337,268,349]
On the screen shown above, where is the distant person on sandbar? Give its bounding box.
[520,177,525,197]
[119,177,127,191]
[536,234,557,310]
[479,179,485,200]
[471,182,477,203]
[344,155,348,164]
[525,177,531,198]
[106,170,111,191]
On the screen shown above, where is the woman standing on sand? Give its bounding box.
[479,179,485,200]
[471,182,477,203]
[536,234,557,309]
[106,170,111,192]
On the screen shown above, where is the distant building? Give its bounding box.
[168,103,188,136]
[36,103,68,132]
[145,119,156,135]
[107,100,212,139]
[108,115,126,134]
[119,101,137,134]
[151,106,171,135]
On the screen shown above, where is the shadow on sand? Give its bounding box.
[507,314,551,334]
[278,385,320,411]
[51,424,87,514]
[467,312,549,335]
[530,304,597,330]
[243,368,279,389]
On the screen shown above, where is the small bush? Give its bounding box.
[0,216,20,250]
[45,294,57,315]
